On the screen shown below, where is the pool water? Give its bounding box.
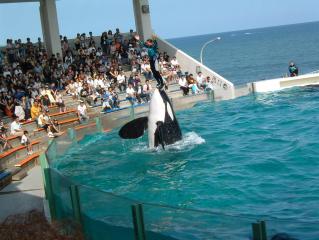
[55,86,319,239]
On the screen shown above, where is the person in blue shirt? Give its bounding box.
[135,34,165,89]
[288,62,299,77]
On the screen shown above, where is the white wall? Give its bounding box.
[253,73,319,93]
[156,37,235,100]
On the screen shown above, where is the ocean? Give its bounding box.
[169,21,319,86]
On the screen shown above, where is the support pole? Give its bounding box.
[43,168,57,220]
[132,0,153,41]
[39,0,62,56]
[68,128,77,143]
[95,117,103,132]
[70,185,82,225]
[131,204,146,240]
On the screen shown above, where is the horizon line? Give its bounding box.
[166,20,319,41]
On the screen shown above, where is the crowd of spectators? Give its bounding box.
[0,27,216,152]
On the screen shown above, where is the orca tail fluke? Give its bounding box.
[119,117,148,139]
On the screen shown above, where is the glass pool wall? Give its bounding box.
[41,98,319,240]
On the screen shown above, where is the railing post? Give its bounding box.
[131,204,146,240]
[43,168,57,220]
[68,128,77,143]
[252,220,267,240]
[207,90,214,101]
[70,185,82,225]
[39,153,49,169]
[95,117,103,132]
[130,104,135,120]
[48,139,57,161]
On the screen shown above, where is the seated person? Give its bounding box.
[205,76,215,91]
[0,119,9,137]
[196,72,206,90]
[37,110,51,131]
[52,119,60,132]
[10,117,24,136]
[14,102,25,121]
[142,80,152,102]
[126,83,136,105]
[187,74,201,94]
[56,91,66,113]
[170,56,180,68]
[77,100,89,122]
[0,129,13,152]
[79,84,91,105]
[47,121,63,138]
[102,99,112,112]
[117,71,127,92]
[191,83,201,94]
[178,74,189,96]
[31,101,42,120]
[109,88,119,109]
[41,94,51,112]
[135,82,144,104]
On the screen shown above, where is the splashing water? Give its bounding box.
[130,132,205,153]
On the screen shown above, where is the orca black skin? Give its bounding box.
[119,89,182,149]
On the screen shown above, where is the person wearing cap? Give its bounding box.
[135,34,165,89]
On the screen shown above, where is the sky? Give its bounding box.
[0,0,319,44]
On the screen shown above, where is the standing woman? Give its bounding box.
[135,34,164,89]
[100,32,109,54]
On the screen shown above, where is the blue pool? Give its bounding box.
[54,86,319,239]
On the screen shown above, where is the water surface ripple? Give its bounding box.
[56,87,319,239]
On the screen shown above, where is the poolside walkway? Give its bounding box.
[0,166,44,222]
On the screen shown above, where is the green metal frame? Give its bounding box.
[43,168,57,220]
[95,117,103,132]
[131,204,146,240]
[70,185,82,225]
[68,128,77,143]
[252,220,267,240]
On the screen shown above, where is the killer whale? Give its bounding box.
[119,89,182,149]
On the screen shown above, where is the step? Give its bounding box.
[49,110,78,122]
[0,140,42,170]
[59,117,80,130]
[14,152,40,169]
[20,120,38,132]
[6,131,46,148]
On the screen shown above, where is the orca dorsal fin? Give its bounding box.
[119,117,148,139]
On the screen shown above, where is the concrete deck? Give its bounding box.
[0,166,44,222]
[252,72,319,93]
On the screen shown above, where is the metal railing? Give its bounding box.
[39,105,318,240]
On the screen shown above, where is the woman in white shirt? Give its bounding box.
[179,75,189,96]
[117,71,126,92]
[14,103,25,121]
[126,83,136,105]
